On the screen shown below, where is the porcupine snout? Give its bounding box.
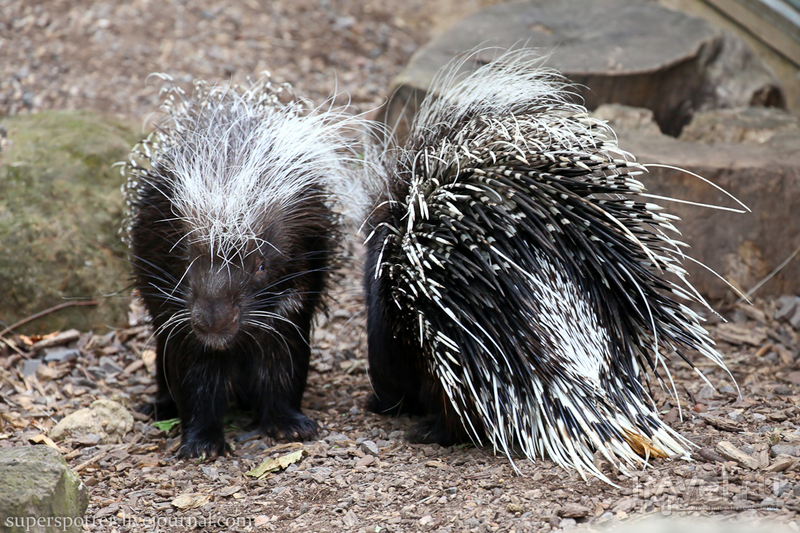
[189,267,242,350]
[191,298,240,345]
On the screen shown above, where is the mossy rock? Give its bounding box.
[0,111,141,334]
[0,446,88,533]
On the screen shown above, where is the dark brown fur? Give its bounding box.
[131,171,334,458]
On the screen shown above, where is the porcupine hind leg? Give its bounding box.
[173,351,230,458]
[364,270,428,417]
[407,379,475,447]
[255,314,319,442]
[137,334,179,421]
[363,300,475,446]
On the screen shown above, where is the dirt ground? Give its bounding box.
[3,1,800,532]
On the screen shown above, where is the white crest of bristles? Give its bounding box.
[123,74,374,257]
[369,49,736,483]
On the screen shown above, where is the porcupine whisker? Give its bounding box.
[246,311,305,334]
[249,320,295,370]
[250,270,330,297]
[121,254,182,287]
[169,256,200,299]
[241,319,279,336]
[149,284,188,307]
[153,311,191,338]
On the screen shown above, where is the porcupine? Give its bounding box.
[123,76,364,458]
[363,51,743,480]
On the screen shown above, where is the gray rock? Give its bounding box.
[49,399,133,444]
[696,383,717,400]
[21,359,41,378]
[773,480,793,497]
[0,446,88,533]
[97,356,123,374]
[775,295,800,328]
[593,104,662,136]
[43,348,80,363]
[48,409,106,443]
[382,0,783,142]
[559,517,578,530]
[359,440,380,456]
[88,400,133,442]
[681,107,800,148]
[771,444,798,457]
[200,466,219,480]
[727,411,745,423]
[324,432,350,446]
[560,503,591,518]
[0,111,139,334]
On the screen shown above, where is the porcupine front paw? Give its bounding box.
[178,430,231,459]
[408,421,457,446]
[262,411,319,442]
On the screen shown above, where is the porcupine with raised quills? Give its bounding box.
[363,51,739,480]
[123,76,364,458]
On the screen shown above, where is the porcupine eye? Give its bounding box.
[253,257,266,278]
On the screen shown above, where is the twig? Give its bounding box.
[0,335,26,357]
[74,449,109,473]
[0,300,98,338]
[735,243,800,305]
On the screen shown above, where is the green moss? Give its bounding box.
[0,111,143,334]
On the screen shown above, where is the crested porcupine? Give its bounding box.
[123,76,365,458]
[363,51,743,480]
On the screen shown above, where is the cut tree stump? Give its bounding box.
[382,0,785,140]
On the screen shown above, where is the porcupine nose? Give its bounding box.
[191,299,241,348]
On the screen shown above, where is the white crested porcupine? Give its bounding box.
[123,76,367,458]
[363,51,742,481]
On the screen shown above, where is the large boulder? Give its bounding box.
[0,446,88,533]
[382,0,784,141]
[0,111,140,334]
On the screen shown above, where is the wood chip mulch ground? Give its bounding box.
[3,259,800,532]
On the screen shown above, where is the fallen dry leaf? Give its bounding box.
[246,449,306,480]
[28,432,61,451]
[141,348,157,374]
[171,492,212,510]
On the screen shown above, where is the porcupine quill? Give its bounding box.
[362,50,746,482]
